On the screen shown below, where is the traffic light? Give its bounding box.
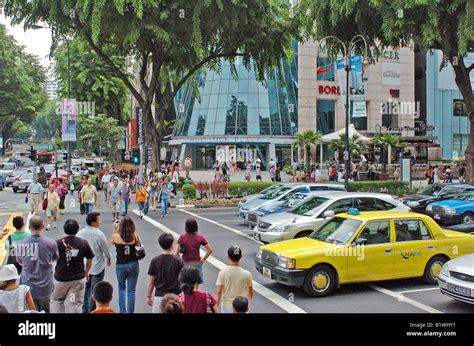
[144,146,153,164]
[29,149,37,162]
[132,147,140,164]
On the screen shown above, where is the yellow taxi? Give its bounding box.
[255,209,474,297]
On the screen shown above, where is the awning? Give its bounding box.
[321,124,371,143]
[406,143,440,148]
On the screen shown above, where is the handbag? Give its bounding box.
[134,234,146,260]
[42,194,48,210]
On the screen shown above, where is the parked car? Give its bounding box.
[445,223,474,235]
[253,192,410,243]
[5,169,31,186]
[239,183,347,221]
[438,253,474,304]
[401,183,470,213]
[238,184,285,208]
[425,187,474,224]
[12,173,34,193]
[255,210,474,297]
[245,192,315,228]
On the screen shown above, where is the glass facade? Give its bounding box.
[316,100,336,134]
[173,48,298,138]
[317,57,335,81]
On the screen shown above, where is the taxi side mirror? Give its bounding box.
[354,238,367,246]
[323,210,335,218]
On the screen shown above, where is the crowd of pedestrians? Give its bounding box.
[0,213,254,314]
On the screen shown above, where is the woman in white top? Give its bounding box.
[0,265,35,313]
[171,168,180,197]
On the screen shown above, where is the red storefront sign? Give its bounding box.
[318,85,354,95]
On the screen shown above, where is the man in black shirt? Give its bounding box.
[51,219,95,313]
[147,233,184,313]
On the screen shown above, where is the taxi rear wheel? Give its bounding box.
[423,255,448,285]
[303,265,336,297]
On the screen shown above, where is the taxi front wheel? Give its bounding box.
[303,264,336,297]
[423,255,448,285]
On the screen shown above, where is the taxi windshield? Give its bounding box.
[417,185,443,196]
[309,217,362,245]
[290,197,329,216]
[260,186,292,200]
[455,190,474,201]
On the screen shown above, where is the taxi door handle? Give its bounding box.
[384,248,392,253]
[427,244,434,249]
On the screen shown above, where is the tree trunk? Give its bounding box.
[452,58,474,182]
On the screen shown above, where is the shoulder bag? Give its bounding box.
[134,234,146,260]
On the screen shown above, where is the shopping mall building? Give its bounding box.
[165,39,418,170]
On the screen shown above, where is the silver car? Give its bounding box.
[239,183,346,221]
[238,183,284,208]
[253,192,411,243]
[438,253,474,304]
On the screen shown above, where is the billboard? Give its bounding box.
[60,99,77,142]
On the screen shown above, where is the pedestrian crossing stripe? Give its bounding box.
[0,212,23,265]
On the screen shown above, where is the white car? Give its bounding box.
[253,192,411,243]
[438,253,474,304]
[238,184,285,208]
[0,162,16,178]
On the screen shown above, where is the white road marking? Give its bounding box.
[194,212,239,216]
[133,210,307,314]
[397,287,440,294]
[369,285,443,313]
[178,209,263,245]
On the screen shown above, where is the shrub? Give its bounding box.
[72,174,97,189]
[283,164,293,175]
[182,184,196,200]
[227,182,279,197]
[210,182,228,198]
[347,181,409,196]
[194,182,210,198]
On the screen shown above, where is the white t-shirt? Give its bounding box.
[101,174,111,184]
[0,285,30,313]
[315,169,322,180]
[216,266,252,307]
[172,171,180,183]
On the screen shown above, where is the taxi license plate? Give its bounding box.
[447,283,471,297]
[434,214,441,220]
[262,267,272,279]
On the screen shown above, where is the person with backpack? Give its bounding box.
[3,216,31,274]
[178,265,218,313]
[56,179,68,216]
[111,217,143,313]
[0,265,36,313]
[158,177,174,218]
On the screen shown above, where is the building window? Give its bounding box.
[317,57,334,81]
[350,101,368,130]
[382,112,399,129]
[317,100,335,134]
[453,134,469,155]
[453,99,467,117]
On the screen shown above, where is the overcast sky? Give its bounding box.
[1,14,53,70]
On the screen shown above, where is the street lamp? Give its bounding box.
[32,25,72,174]
[317,35,368,191]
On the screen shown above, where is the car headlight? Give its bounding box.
[426,205,433,212]
[273,224,289,233]
[407,201,420,207]
[444,207,457,214]
[440,264,449,277]
[240,199,246,204]
[278,256,296,269]
[256,249,263,260]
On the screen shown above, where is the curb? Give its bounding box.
[176,204,239,209]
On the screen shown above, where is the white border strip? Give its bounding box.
[133,210,307,314]
[178,209,263,245]
[369,285,443,313]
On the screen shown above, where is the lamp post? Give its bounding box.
[317,35,368,191]
[32,25,72,174]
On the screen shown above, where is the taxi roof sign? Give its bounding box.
[347,208,360,215]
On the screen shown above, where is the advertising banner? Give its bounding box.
[350,55,367,118]
[335,58,349,114]
[136,107,144,145]
[61,99,77,142]
[382,62,401,86]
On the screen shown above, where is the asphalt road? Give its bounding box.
[1,187,473,313]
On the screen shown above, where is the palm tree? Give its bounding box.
[329,134,369,162]
[293,130,322,171]
[371,133,406,173]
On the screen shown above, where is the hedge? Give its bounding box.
[182,184,197,199]
[72,174,98,189]
[227,182,280,197]
[347,181,409,196]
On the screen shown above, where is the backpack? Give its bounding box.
[6,236,22,274]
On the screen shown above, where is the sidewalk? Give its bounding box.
[185,170,292,183]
